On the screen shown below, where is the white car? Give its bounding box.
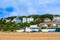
[25,27,32,32]
[16,29,24,32]
[41,29,56,32]
[30,27,39,32]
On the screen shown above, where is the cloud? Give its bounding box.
[0,0,60,18]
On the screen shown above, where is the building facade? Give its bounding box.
[22,17,34,23]
[12,17,21,23]
[53,16,60,22]
[44,18,51,22]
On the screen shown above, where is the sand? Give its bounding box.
[0,32,60,40]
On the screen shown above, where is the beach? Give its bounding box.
[0,32,60,40]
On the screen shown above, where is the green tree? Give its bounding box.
[41,14,53,20]
[35,18,42,24]
[20,22,30,27]
[29,14,41,20]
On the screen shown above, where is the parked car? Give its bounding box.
[41,29,56,32]
[25,27,32,32]
[30,25,39,32]
[16,29,24,32]
[30,27,39,32]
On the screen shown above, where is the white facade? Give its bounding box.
[27,17,34,23]
[29,17,34,22]
[12,18,21,23]
[53,16,60,22]
[12,19,16,22]
[58,24,60,28]
[51,24,56,27]
[25,25,39,32]
[30,25,39,32]
[22,18,27,23]
[27,18,30,23]
[44,18,51,22]
[23,17,34,23]
[25,27,32,32]
[2,19,10,22]
[6,19,11,22]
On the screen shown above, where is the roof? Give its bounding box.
[39,22,59,24]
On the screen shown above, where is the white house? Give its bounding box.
[25,27,32,32]
[22,17,34,23]
[57,24,60,28]
[29,17,34,22]
[12,17,21,23]
[25,25,39,32]
[22,17,27,23]
[39,22,59,29]
[27,17,34,23]
[53,16,60,22]
[30,25,39,32]
[2,18,11,22]
[26,18,30,23]
[53,16,60,28]
[44,18,51,22]
[6,19,11,22]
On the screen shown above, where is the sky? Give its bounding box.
[0,0,60,18]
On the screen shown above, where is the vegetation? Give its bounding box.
[0,14,59,32]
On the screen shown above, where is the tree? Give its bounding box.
[30,21,36,25]
[0,23,3,31]
[35,18,42,24]
[41,14,53,20]
[29,14,41,20]
[20,22,30,27]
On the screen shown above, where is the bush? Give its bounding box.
[38,29,42,32]
[41,26,47,29]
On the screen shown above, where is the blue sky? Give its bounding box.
[0,0,60,18]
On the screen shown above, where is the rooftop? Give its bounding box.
[40,22,59,25]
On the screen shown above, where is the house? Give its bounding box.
[25,27,32,32]
[39,22,59,29]
[39,21,58,32]
[30,25,39,32]
[27,17,34,23]
[22,17,34,23]
[53,16,60,22]
[12,17,21,23]
[22,17,26,23]
[5,19,11,22]
[2,18,11,22]
[25,25,39,32]
[44,18,51,22]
